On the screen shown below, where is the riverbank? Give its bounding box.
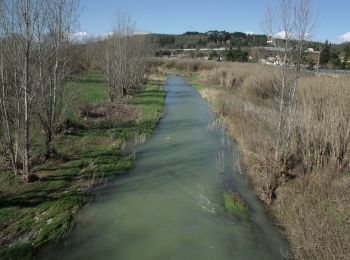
[50,74,287,260]
[155,58,350,259]
[0,72,165,259]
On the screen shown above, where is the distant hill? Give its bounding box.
[151,31,269,49]
[151,31,350,51]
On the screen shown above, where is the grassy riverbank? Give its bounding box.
[0,72,165,259]
[155,58,350,259]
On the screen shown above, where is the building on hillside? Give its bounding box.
[340,56,350,63]
[259,56,285,66]
[304,47,320,54]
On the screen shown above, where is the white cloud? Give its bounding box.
[69,31,88,41]
[274,30,311,40]
[69,31,149,43]
[72,31,88,38]
[304,32,312,40]
[339,32,350,43]
[274,31,287,39]
[69,31,114,42]
[99,32,114,38]
[134,31,149,35]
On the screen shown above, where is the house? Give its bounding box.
[340,56,350,63]
[266,39,276,46]
[260,56,284,66]
[304,48,319,53]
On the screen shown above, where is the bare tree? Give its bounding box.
[0,0,42,178]
[36,0,79,158]
[0,0,79,180]
[0,1,23,175]
[264,0,313,169]
[104,15,152,102]
[0,19,18,175]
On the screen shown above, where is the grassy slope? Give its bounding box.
[0,72,165,259]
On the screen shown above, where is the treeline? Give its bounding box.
[153,31,350,70]
[319,41,350,69]
[0,0,79,180]
[153,31,268,49]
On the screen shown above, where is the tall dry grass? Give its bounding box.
[158,58,350,259]
[273,167,350,259]
[295,77,350,172]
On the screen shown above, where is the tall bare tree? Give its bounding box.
[0,0,79,180]
[264,0,313,168]
[0,1,24,175]
[36,0,79,158]
[104,15,152,102]
[0,12,18,175]
[0,0,42,178]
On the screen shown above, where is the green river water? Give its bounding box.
[51,75,288,260]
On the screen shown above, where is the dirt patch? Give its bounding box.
[78,103,141,122]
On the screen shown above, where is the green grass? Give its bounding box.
[69,72,108,104]
[0,72,165,259]
[132,82,165,136]
[222,191,248,218]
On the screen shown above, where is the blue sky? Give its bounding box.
[79,0,350,43]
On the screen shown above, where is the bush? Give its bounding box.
[225,48,249,62]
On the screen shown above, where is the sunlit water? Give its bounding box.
[50,75,288,260]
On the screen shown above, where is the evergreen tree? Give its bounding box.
[344,46,350,57]
[225,48,249,62]
[330,50,341,67]
[319,41,331,64]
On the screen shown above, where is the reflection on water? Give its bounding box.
[50,75,288,260]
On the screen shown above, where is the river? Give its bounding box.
[51,75,287,260]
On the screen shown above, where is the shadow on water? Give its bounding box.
[47,75,289,260]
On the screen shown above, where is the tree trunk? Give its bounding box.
[0,54,18,175]
[44,129,56,159]
[24,0,31,177]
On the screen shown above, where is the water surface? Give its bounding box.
[54,75,287,260]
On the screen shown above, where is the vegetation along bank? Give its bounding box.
[0,72,165,259]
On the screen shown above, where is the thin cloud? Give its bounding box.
[69,31,112,42]
[134,31,150,35]
[69,31,149,42]
[274,31,311,40]
[69,31,88,41]
[339,32,350,43]
[99,32,113,38]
